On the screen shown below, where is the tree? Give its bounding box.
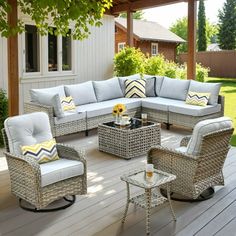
[170,17,219,54]
[119,11,145,20]
[170,17,188,54]
[218,0,236,49]
[198,0,207,51]
[0,0,112,39]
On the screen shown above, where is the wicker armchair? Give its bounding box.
[2,112,87,212]
[148,117,234,201]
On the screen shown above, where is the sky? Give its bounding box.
[143,0,225,28]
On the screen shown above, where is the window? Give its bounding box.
[25,25,40,72]
[23,25,74,77]
[48,28,58,72]
[151,43,158,56]
[62,30,72,71]
[118,42,125,52]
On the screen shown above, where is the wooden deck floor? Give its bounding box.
[0,127,236,236]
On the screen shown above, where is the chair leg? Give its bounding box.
[19,195,76,212]
[160,187,215,202]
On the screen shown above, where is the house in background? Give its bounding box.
[115,18,185,61]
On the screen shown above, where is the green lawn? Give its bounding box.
[206,77,236,146]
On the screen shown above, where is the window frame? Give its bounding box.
[151,43,158,56]
[118,42,126,52]
[21,23,76,79]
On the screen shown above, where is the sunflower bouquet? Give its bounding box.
[112,103,126,116]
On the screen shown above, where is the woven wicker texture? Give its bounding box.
[1,129,87,210]
[98,121,160,159]
[148,127,234,199]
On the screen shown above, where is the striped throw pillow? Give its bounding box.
[61,96,76,111]
[186,91,210,106]
[125,79,146,98]
[21,139,59,164]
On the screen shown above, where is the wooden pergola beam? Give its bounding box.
[127,9,134,46]
[187,0,197,80]
[7,0,19,116]
[111,0,185,14]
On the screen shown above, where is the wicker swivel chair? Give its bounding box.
[148,117,234,201]
[2,112,87,212]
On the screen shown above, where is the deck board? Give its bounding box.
[0,127,236,236]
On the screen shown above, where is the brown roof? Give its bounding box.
[115,18,185,43]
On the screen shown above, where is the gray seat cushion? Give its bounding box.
[30,85,66,102]
[64,81,97,106]
[160,77,190,101]
[93,77,123,102]
[188,80,221,105]
[4,112,52,155]
[54,111,86,125]
[141,97,185,112]
[186,117,233,155]
[77,98,142,118]
[40,159,84,187]
[169,101,221,116]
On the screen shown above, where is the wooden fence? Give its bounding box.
[178,50,236,78]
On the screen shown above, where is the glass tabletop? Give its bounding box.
[121,169,176,189]
[102,118,155,130]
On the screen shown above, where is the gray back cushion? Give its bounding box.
[187,117,233,156]
[143,75,164,97]
[188,80,221,105]
[160,77,190,101]
[119,74,141,95]
[4,112,53,155]
[64,81,97,106]
[35,92,64,118]
[30,85,65,102]
[93,77,123,102]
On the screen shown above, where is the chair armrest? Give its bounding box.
[56,143,86,165]
[24,102,54,119]
[4,152,41,187]
[180,136,192,147]
[218,95,225,115]
[148,145,198,164]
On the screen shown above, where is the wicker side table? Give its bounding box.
[121,168,176,235]
[98,119,161,159]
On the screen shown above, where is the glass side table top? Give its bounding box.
[102,118,156,130]
[121,168,176,189]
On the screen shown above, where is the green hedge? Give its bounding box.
[0,89,8,147]
[114,47,209,82]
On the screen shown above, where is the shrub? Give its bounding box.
[144,54,165,76]
[114,47,145,76]
[196,63,209,82]
[0,89,8,147]
[164,61,178,78]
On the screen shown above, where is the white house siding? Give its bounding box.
[0,14,115,113]
[0,37,8,93]
[76,15,114,83]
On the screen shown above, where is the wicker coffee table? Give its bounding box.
[121,168,176,235]
[98,118,160,159]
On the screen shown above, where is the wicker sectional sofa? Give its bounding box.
[24,74,224,137]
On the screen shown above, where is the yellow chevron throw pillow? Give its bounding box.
[61,96,76,111]
[125,79,146,98]
[186,91,211,106]
[21,139,59,164]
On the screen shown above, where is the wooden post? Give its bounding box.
[127,9,134,47]
[7,0,19,116]
[187,0,197,80]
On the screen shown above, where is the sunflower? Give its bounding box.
[112,103,126,116]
